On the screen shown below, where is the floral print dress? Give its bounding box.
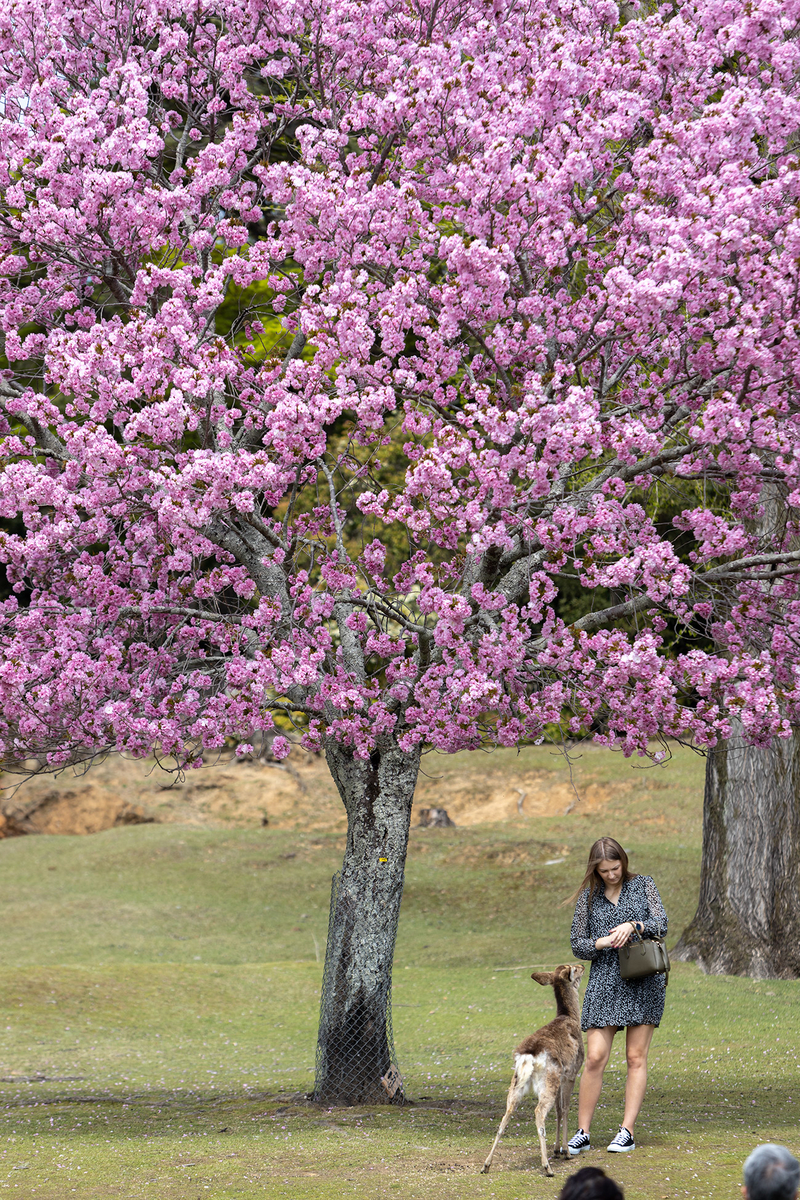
[570,874,668,1031]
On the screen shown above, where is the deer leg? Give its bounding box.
[535,1076,559,1177]
[559,1074,578,1154]
[481,1080,522,1174]
[553,1085,565,1158]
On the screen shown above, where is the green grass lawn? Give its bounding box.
[0,744,797,1198]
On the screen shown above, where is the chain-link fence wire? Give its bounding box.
[313,872,404,1106]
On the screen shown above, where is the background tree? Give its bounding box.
[674,729,800,979]
[675,488,800,979]
[1,0,800,1100]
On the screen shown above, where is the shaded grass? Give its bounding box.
[0,744,798,1197]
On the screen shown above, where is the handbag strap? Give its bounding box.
[653,904,669,985]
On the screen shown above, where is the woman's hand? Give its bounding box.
[596,921,637,950]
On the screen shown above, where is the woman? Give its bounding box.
[566,836,667,1157]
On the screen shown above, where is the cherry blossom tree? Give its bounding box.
[1,0,800,1098]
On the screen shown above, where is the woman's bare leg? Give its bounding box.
[577,1026,617,1134]
[621,1023,655,1134]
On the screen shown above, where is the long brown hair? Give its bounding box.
[564,837,638,908]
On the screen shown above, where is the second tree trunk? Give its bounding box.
[674,730,800,979]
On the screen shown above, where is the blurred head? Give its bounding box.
[743,1145,800,1200]
[558,1166,624,1200]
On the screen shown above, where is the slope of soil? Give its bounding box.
[0,738,697,837]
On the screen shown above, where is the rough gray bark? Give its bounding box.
[314,737,421,1105]
[673,729,800,978]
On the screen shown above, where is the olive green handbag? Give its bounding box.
[618,928,670,985]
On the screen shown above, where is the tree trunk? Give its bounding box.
[673,729,800,978]
[313,737,421,1105]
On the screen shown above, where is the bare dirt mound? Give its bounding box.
[0,784,153,837]
[0,743,643,836]
[412,768,633,826]
[0,753,333,837]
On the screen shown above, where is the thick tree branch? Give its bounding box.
[702,548,800,580]
[527,592,654,653]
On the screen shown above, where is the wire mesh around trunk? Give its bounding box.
[313,872,404,1106]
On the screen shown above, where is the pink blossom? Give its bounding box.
[0,0,798,773]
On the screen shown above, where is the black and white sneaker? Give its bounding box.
[567,1129,591,1156]
[607,1127,635,1153]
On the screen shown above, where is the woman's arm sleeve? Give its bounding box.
[641,876,668,938]
[571,890,600,960]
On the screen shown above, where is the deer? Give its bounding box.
[481,963,585,1177]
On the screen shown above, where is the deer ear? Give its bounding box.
[531,971,554,986]
[570,965,585,982]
